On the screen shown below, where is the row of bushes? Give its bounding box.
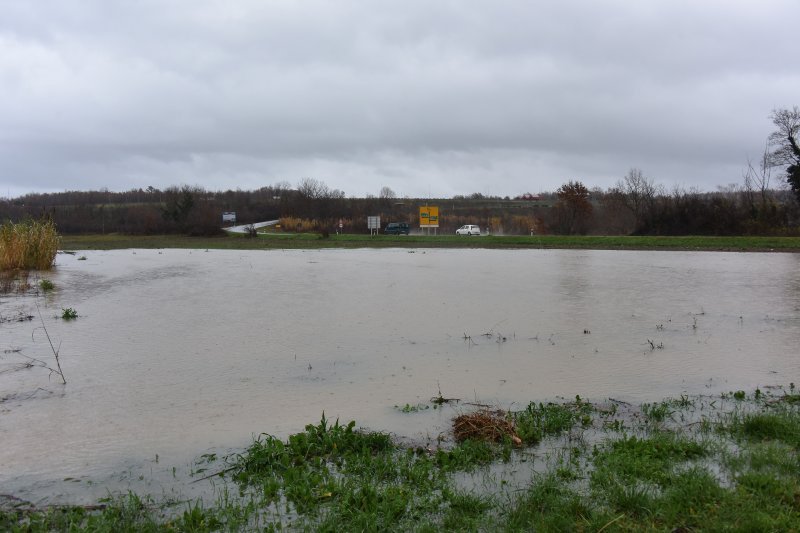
[2,184,799,237]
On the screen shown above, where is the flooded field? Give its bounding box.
[1,248,799,504]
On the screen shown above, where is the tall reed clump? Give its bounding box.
[0,218,61,271]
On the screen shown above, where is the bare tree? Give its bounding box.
[767,106,800,202]
[297,178,345,200]
[616,168,660,232]
[273,181,292,196]
[297,178,329,199]
[743,143,772,210]
[379,186,396,200]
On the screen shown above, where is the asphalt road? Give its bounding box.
[223,220,280,233]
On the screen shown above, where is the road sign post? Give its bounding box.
[367,216,381,236]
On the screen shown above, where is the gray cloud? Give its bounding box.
[1,0,798,198]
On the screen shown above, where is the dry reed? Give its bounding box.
[0,219,60,271]
[278,217,322,233]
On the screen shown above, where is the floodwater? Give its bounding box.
[1,248,799,504]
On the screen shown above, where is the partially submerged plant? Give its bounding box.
[642,401,673,424]
[431,382,459,405]
[61,307,78,320]
[0,270,31,294]
[513,398,593,445]
[646,339,664,350]
[453,409,522,446]
[31,302,66,384]
[725,409,800,448]
[395,403,429,413]
[0,218,60,271]
[39,279,55,292]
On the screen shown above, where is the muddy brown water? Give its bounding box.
[1,248,798,504]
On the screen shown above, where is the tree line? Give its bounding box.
[2,108,798,236]
[550,106,800,235]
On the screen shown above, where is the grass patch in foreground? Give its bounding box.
[726,410,800,447]
[58,232,800,252]
[3,388,800,531]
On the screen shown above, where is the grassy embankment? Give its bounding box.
[60,233,800,252]
[3,388,799,531]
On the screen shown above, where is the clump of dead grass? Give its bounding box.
[0,218,60,271]
[453,409,522,446]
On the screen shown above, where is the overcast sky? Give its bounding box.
[1,1,798,199]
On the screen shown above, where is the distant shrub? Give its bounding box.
[0,218,60,271]
[279,217,321,233]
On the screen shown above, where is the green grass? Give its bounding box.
[725,408,800,448]
[4,389,800,531]
[58,233,800,252]
[226,414,494,530]
[641,400,674,424]
[591,432,708,488]
[513,397,593,445]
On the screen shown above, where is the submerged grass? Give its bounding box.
[3,388,800,531]
[225,414,494,530]
[513,396,593,445]
[727,409,800,447]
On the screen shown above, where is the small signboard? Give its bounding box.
[367,215,380,235]
[222,212,236,224]
[419,206,439,228]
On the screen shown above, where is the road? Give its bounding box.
[223,220,280,233]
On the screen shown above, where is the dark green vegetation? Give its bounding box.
[2,388,799,531]
[59,232,800,252]
[768,106,800,203]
